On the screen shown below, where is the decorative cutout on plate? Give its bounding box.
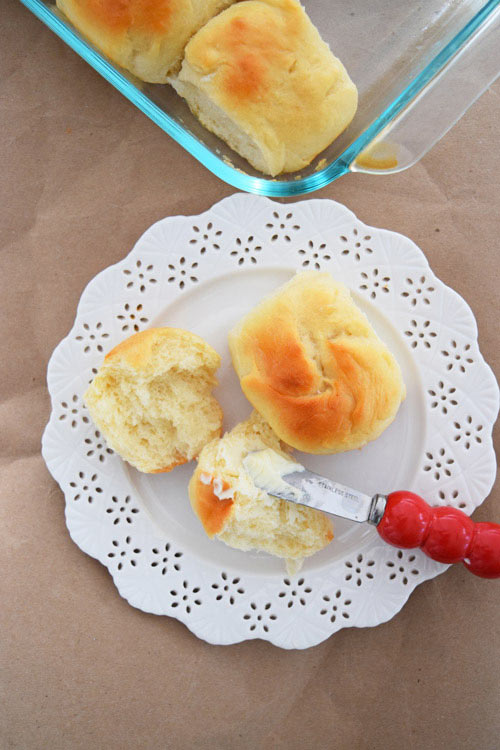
[151,543,183,575]
[297,240,331,269]
[423,448,455,481]
[265,210,300,242]
[69,471,103,504]
[359,268,390,299]
[320,590,352,622]
[441,340,475,373]
[106,495,139,525]
[278,577,312,607]
[107,536,141,571]
[84,430,113,463]
[58,394,90,428]
[453,416,483,450]
[167,257,199,289]
[401,276,435,307]
[427,381,458,415]
[386,550,420,585]
[437,488,462,508]
[243,602,277,633]
[345,554,375,586]
[230,236,262,265]
[88,367,98,386]
[170,580,201,614]
[75,322,110,354]
[211,572,245,604]
[339,228,373,261]
[116,303,149,333]
[404,319,437,349]
[189,222,223,254]
[123,260,157,292]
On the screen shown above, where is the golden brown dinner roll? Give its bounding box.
[189,412,333,569]
[229,272,405,454]
[84,327,223,473]
[171,0,358,175]
[56,0,235,83]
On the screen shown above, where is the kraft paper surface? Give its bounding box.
[2,3,499,748]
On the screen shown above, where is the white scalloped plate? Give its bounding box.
[42,194,499,649]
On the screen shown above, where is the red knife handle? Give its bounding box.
[374,491,500,579]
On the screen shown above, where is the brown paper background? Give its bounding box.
[2,3,500,748]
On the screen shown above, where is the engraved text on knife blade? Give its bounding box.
[283,470,372,523]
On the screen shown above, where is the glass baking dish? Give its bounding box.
[20,0,500,195]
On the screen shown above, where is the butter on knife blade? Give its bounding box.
[243,449,373,523]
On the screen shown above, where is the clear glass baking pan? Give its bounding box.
[20,0,500,195]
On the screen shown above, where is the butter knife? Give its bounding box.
[243,449,500,579]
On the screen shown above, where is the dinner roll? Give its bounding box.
[229,271,405,454]
[188,411,334,569]
[56,0,235,83]
[171,0,358,175]
[84,327,223,473]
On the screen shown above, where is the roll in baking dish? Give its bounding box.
[171,0,358,175]
[56,0,235,82]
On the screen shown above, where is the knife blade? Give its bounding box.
[242,448,382,523]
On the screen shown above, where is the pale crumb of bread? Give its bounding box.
[84,328,223,473]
